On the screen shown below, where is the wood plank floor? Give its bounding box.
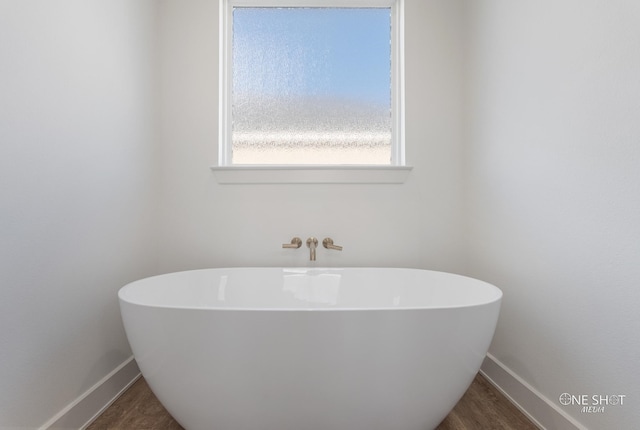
[88,374,537,429]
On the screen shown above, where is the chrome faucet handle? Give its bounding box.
[322,238,343,251]
[282,237,302,249]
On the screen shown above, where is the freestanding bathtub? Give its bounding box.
[119,267,501,430]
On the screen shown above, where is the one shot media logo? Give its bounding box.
[559,393,626,413]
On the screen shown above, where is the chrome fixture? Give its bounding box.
[282,237,302,249]
[322,237,343,251]
[306,237,318,261]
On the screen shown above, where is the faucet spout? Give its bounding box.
[306,237,318,261]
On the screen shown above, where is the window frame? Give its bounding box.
[218,0,405,169]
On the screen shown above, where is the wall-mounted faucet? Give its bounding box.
[282,236,342,261]
[306,237,318,261]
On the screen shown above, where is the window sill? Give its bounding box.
[210,165,412,184]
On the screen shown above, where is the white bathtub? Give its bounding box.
[119,267,502,430]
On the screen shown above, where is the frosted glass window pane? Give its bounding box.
[232,7,392,165]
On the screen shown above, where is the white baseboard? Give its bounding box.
[42,356,140,430]
[480,353,586,430]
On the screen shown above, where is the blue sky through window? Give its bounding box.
[233,7,391,105]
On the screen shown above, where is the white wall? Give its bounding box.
[5,1,638,428]
[0,1,158,427]
[465,1,640,428]
[156,0,468,274]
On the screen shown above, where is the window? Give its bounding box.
[218,0,405,168]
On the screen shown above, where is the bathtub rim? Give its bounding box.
[119,267,503,312]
